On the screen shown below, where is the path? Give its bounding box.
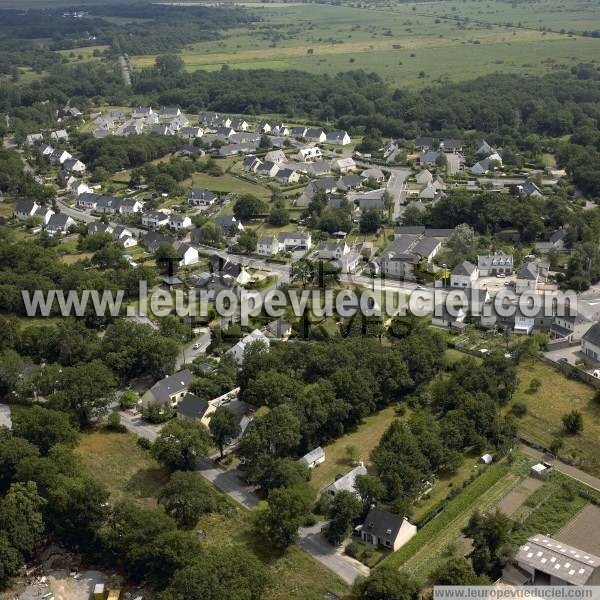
[519,443,600,492]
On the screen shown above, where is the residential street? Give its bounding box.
[175,328,211,369]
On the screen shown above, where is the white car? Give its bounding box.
[192,343,201,350]
[496,273,506,278]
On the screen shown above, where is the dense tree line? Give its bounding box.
[236,332,446,489]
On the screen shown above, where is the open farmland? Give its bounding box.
[130,0,600,87]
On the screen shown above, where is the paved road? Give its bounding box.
[298,522,370,585]
[520,443,600,492]
[197,458,260,509]
[176,328,211,369]
[56,197,96,223]
[386,167,411,221]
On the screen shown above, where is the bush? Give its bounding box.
[511,402,528,417]
[137,437,152,450]
[106,412,127,433]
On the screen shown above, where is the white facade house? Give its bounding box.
[169,214,192,231]
[359,509,417,552]
[226,329,270,364]
[141,211,170,229]
[582,323,600,362]
[326,130,351,146]
[450,261,479,288]
[257,235,279,256]
[277,231,312,251]
[515,263,539,294]
[296,147,322,162]
[174,242,199,266]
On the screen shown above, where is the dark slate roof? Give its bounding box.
[582,322,600,347]
[47,213,71,230]
[517,262,538,280]
[177,393,209,419]
[362,508,404,542]
[452,260,477,276]
[415,136,434,148]
[150,369,194,403]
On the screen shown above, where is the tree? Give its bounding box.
[0,533,21,589]
[49,360,116,427]
[233,194,267,221]
[209,408,240,459]
[237,229,258,253]
[430,555,489,585]
[345,444,360,464]
[11,406,78,455]
[562,410,583,434]
[162,545,269,600]
[198,221,225,247]
[355,474,385,507]
[159,471,216,528]
[446,223,477,258]
[152,419,211,471]
[268,206,290,227]
[357,568,420,600]
[155,54,184,77]
[155,243,181,274]
[0,429,39,493]
[257,486,311,548]
[326,490,362,545]
[462,510,513,578]
[0,481,45,557]
[360,208,381,233]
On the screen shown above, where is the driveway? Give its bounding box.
[298,523,370,585]
[197,458,259,510]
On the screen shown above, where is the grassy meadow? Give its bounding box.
[128,0,600,87]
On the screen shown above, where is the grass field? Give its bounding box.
[129,1,600,88]
[76,431,170,506]
[190,171,272,200]
[308,404,400,492]
[511,360,600,476]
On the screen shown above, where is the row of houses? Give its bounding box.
[14,201,76,236]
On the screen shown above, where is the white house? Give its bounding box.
[257,235,279,256]
[324,463,367,496]
[180,127,203,140]
[25,133,44,146]
[226,329,270,364]
[359,509,417,552]
[14,200,41,221]
[173,241,199,266]
[141,210,170,229]
[515,263,539,294]
[46,213,75,236]
[169,214,192,231]
[77,193,99,210]
[299,447,325,469]
[275,168,300,185]
[296,146,322,162]
[581,322,600,362]
[450,261,479,288]
[188,188,217,207]
[277,231,312,252]
[304,128,326,143]
[332,157,356,173]
[70,180,92,197]
[50,129,69,142]
[326,130,351,146]
[50,149,72,165]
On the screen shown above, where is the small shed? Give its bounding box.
[299,447,325,469]
[530,463,550,480]
[480,453,493,465]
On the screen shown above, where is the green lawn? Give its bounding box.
[190,172,272,200]
[511,360,600,476]
[308,404,400,492]
[76,431,170,507]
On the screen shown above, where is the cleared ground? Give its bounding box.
[496,475,543,516]
[557,504,600,556]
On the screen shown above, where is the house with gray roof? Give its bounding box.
[324,463,367,496]
[304,128,326,143]
[378,234,441,280]
[46,213,75,236]
[337,174,362,191]
[299,447,325,469]
[581,322,600,362]
[188,188,217,207]
[359,509,417,552]
[142,369,194,407]
[440,138,463,153]
[419,150,441,167]
[325,130,351,146]
[478,252,513,276]
[450,260,478,288]
[415,137,435,151]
